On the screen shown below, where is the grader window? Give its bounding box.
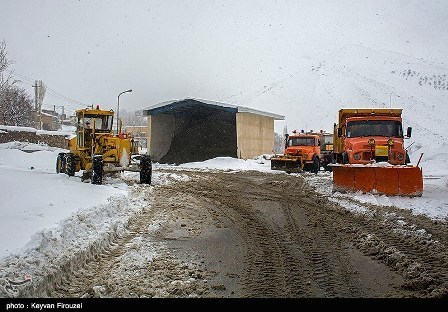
[83,115,113,132]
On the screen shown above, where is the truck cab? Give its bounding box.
[319,132,334,171]
[284,131,321,172]
[333,108,412,165]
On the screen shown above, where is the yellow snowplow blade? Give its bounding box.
[332,165,423,197]
[271,157,303,173]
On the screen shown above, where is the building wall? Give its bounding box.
[159,111,237,164]
[236,112,274,159]
[0,130,69,148]
[147,108,276,163]
[147,114,175,161]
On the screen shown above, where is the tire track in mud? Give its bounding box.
[301,174,448,297]
[327,195,448,296]
[167,169,448,297]
[49,184,209,298]
[40,169,448,298]
[281,202,363,298]
[169,170,397,297]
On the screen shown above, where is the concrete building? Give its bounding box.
[139,98,284,164]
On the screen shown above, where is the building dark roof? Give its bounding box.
[138,98,284,120]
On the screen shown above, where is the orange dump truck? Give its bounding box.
[331,108,423,196]
[271,130,321,173]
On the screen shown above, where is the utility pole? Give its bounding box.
[31,80,46,130]
[32,81,38,110]
[32,81,39,128]
[54,105,65,129]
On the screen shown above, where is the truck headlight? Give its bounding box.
[368,138,375,146]
[354,153,361,160]
[387,139,394,146]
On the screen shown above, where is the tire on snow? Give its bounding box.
[91,155,103,185]
[56,152,66,174]
[139,154,152,185]
[65,153,76,177]
[311,156,320,174]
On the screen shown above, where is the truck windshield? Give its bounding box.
[321,135,333,144]
[289,137,315,146]
[346,120,403,138]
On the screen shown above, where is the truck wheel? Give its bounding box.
[56,153,66,174]
[312,156,320,174]
[139,154,152,185]
[65,153,76,176]
[91,155,103,185]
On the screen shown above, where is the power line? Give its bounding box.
[10,71,89,108]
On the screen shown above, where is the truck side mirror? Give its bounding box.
[337,128,342,137]
[284,134,289,149]
[406,127,412,138]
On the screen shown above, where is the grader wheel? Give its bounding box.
[65,153,76,177]
[56,153,66,174]
[139,154,152,185]
[91,155,103,185]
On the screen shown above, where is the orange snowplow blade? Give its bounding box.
[332,165,423,197]
[271,156,303,173]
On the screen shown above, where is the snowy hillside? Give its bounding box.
[224,44,448,176]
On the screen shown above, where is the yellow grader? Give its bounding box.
[331,108,423,196]
[56,105,152,185]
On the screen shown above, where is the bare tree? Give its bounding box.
[0,40,34,127]
[0,40,16,92]
[273,132,285,153]
[121,110,146,128]
[0,86,34,126]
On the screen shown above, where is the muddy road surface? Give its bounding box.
[49,169,448,298]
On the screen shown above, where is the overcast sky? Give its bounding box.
[1,0,447,127]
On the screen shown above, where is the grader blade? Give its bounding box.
[332,165,423,197]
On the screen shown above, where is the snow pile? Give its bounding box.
[0,193,146,297]
[0,141,195,297]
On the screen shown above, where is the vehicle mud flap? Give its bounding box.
[332,165,423,196]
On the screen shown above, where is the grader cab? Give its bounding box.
[56,105,152,185]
